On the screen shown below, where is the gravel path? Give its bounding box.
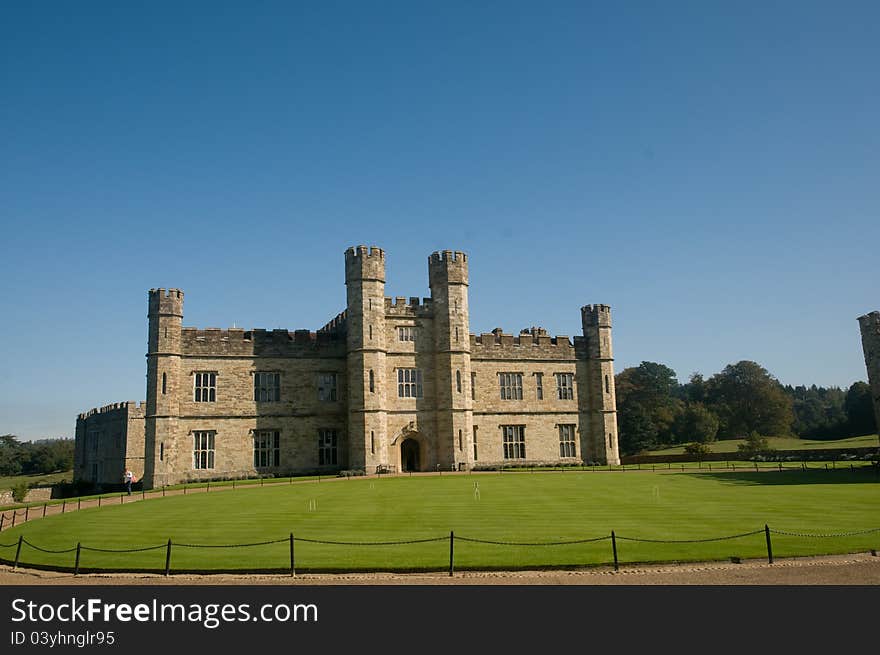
[2,552,878,585]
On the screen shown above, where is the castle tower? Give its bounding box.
[143,288,183,488]
[579,304,620,465]
[345,246,388,472]
[857,311,880,440]
[429,251,473,469]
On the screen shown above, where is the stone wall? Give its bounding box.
[858,311,880,433]
[74,401,145,485]
[0,487,52,506]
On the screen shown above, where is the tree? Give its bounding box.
[615,362,682,453]
[673,403,720,443]
[681,372,707,404]
[684,442,712,462]
[0,434,24,476]
[0,435,73,476]
[705,361,794,438]
[786,384,847,439]
[737,431,776,460]
[845,381,877,436]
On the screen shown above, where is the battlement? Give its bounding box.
[180,326,346,356]
[78,400,145,421]
[581,304,612,327]
[148,288,184,317]
[471,329,574,360]
[384,296,434,316]
[344,245,386,283]
[428,250,469,286]
[429,250,467,264]
[319,310,348,335]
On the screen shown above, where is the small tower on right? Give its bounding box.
[857,310,880,441]
[580,304,620,465]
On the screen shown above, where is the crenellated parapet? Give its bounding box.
[319,310,348,335]
[581,304,611,328]
[181,327,346,357]
[470,329,575,360]
[385,296,434,317]
[77,400,145,421]
[428,250,468,286]
[344,245,385,283]
[148,288,184,317]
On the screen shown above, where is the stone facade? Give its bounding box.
[857,311,880,434]
[76,246,620,489]
[74,401,145,486]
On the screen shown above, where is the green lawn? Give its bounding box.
[1,469,878,573]
[0,470,72,492]
[647,434,880,456]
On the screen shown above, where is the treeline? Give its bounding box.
[616,361,877,456]
[0,434,74,476]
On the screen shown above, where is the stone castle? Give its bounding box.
[75,246,620,488]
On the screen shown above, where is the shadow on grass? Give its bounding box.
[683,467,880,486]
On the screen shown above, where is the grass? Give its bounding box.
[0,470,72,492]
[1,468,878,573]
[647,434,880,456]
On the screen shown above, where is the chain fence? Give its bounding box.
[1,524,877,576]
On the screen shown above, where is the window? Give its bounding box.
[369,370,375,393]
[254,430,280,467]
[194,372,216,402]
[317,373,337,401]
[254,372,281,402]
[193,431,215,470]
[458,429,463,451]
[605,374,610,394]
[559,424,577,458]
[609,433,615,451]
[398,326,415,342]
[535,372,543,400]
[162,372,167,395]
[397,368,423,398]
[159,442,164,461]
[556,373,574,400]
[456,370,462,393]
[499,373,523,400]
[473,426,478,460]
[502,425,526,459]
[369,325,372,340]
[370,430,375,455]
[318,428,337,466]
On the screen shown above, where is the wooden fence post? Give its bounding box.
[13,535,23,569]
[165,539,172,576]
[611,531,619,571]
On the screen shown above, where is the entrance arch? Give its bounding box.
[401,438,420,472]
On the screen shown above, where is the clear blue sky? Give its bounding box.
[1,2,877,440]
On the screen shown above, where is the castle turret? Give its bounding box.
[579,304,620,465]
[857,311,880,442]
[429,251,473,469]
[143,288,183,488]
[345,246,387,471]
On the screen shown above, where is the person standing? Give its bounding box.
[124,468,133,495]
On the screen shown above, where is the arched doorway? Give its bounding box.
[401,438,420,472]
